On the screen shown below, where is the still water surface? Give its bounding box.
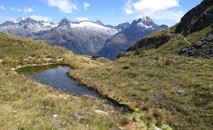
[18,65,131,113]
[23,66,99,97]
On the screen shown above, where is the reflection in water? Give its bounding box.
[19,66,99,97]
[18,65,131,114]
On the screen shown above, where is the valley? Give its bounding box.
[0,16,167,59]
[0,0,212,129]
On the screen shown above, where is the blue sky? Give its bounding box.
[0,0,202,26]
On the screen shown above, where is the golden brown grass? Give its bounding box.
[69,27,213,129]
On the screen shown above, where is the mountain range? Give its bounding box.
[0,16,167,59]
[98,16,168,59]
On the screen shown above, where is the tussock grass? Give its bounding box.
[0,32,132,129]
[187,24,213,42]
[70,27,213,129]
[0,66,125,129]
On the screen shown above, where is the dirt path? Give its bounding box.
[178,34,192,45]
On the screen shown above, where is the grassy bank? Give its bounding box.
[69,27,213,129]
[0,65,124,129]
[0,32,144,129]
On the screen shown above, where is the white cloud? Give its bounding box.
[0,5,5,10]
[124,0,134,14]
[23,8,33,13]
[17,9,22,12]
[76,17,88,21]
[151,10,183,21]
[30,15,53,22]
[10,7,15,11]
[124,0,179,15]
[124,0,182,22]
[10,7,22,12]
[47,0,77,13]
[83,2,90,10]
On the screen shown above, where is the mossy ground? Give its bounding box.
[69,26,213,129]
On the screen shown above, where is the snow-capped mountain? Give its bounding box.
[98,16,168,59]
[58,18,118,36]
[33,18,119,55]
[0,16,167,58]
[116,22,130,31]
[0,17,57,37]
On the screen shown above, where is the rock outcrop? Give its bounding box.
[126,35,171,52]
[176,0,213,35]
[179,32,213,58]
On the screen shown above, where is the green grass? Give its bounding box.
[69,27,213,129]
[0,32,104,69]
[0,65,126,129]
[1,32,144,130]
[187,24,213,42]
[1,24,212,129]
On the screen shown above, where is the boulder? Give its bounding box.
[95,110,108,116]
[0,58,3,64]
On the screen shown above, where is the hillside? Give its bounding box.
[69,1,213,129]
[0,32,133,129]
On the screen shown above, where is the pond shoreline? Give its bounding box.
[16,64,133,114]
[15,63,70,72]
[67,73,134,113]
[68,71,137,112]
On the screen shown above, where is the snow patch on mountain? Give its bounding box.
[13,17,25,23]
[137,22,153,29]
[0,17,57,34]
[70,21,118,35]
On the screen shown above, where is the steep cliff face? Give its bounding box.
[175,0,213,35]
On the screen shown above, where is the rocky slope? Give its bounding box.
[98,16,168,59]
[179,32,213,58]
[176,0,213,58]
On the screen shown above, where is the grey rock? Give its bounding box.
[177,90,185,95]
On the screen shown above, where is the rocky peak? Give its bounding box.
[96,20,104,25]
[116,22,130,31]
[142,16,153,22]
[13,17,26,23]
[58,18,71,28]
[15,18,38,26]
[131,17,155,28]
[159,24,168,29]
